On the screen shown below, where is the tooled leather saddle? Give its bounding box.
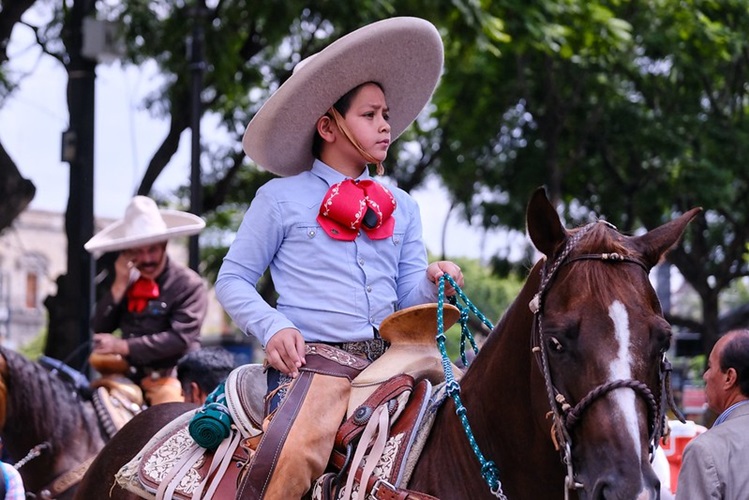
[115,346,440,500]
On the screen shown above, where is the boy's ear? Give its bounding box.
[316,115,336,142]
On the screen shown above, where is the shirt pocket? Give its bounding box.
[144,300,168,316]
[391,231,405,246]
[290,224,323,242]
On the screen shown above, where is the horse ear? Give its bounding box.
[527,186,568,257]
[635,207,702,268]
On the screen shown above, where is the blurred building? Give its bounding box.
[0,208,253,359]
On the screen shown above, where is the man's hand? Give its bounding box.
[111,252,137,302]
[92,333,130,356]
[265,328,306,378]
[427,260,464,296]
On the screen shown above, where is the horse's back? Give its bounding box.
[74,401,197,500]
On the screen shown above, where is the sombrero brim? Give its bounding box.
[84,210,205,254]
[243,17,444,176]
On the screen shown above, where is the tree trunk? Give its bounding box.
[44,0,97,371]
[0,143,35,233]
[701,291,721,360]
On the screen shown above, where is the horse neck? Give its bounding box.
[409,262,566,498]
[2,350,106,489]
[461,259,541,405]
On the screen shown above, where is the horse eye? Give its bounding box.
[547,336,564,353]
[653,324,673,353]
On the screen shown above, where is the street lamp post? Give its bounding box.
[188,0,206,272]
[50,0,97,370]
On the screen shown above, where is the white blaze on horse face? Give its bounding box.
[608,300,641,462]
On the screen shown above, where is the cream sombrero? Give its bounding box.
[84,196,205,254]
[243,16,444,177]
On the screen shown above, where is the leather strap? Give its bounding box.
[238,344,368,499]
[336,373,414,448]
[328,453,438,500]
[38,455,97,499]
[240,368,314,498]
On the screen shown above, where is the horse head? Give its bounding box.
[526,187,700,499]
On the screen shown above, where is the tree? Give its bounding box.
[429,0,749,354]
[3,0,749,361]
[0,0,38,233]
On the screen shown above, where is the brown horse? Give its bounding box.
[75,188,700,499]
[409,189,699,499]
[0,347,108,499]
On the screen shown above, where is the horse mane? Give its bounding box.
[562,222,643,310]
[0,347,100,449]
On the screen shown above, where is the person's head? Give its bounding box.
[177,347,236,405]
[703,329,749,413]
[312,82,390,177]
[122,241,168,280]
[242,17,443,178]
[84,195,205,258]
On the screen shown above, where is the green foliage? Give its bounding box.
[433,255,525,360]
[6,0,749,359]
[19,328,46,360]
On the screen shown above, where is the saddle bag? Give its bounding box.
[115,364,266,499]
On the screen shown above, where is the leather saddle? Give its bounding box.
[118,370,438,500]
[88,353,146,438]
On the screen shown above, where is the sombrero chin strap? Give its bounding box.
[328,106,385,175]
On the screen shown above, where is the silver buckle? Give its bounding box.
[369,478,397,499]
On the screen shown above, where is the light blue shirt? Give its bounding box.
[215,160,437,346]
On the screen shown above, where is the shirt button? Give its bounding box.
[307,229,316,238]
[366,286,372,293]
[359,258,365,266]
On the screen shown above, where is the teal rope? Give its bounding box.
[189,381,232,450]
[438,274,506,499]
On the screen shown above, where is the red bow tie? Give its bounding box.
[127,277,160,313]
[317,179,396,241]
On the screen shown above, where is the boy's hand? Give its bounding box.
[265,328,306,377]
[427,260,464,296]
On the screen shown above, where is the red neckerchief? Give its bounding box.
[317,179,396,241]
[127,277,160,313]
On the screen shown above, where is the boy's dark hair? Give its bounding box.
[177,347,236,394]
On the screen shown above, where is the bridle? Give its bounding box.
[528,221,680,499]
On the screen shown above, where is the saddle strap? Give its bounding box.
[328,453,438,500]
[336,373,414,449]
[342,404,391,499]
[37,455,97,499]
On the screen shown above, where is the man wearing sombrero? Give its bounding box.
[85,195,208,405]
[215,17,463,498]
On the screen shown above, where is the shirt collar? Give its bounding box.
[311,159,371,187]
[714,399,749,426]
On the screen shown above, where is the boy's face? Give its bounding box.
[341,83,391,165]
